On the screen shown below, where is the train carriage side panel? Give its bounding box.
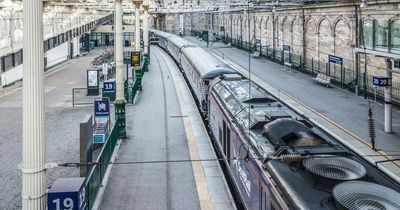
[208,84,280,210]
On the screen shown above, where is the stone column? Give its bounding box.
[143,4,149,55]
[21,0,46,209]
[134,1,142,51]
[115,0,126,138]
[384,59,392,133]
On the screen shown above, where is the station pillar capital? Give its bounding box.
[142,4,149,11]
[133,0,143,8]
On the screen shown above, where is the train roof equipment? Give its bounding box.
[210,75,400,210]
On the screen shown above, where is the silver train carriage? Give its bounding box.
[166,35,197,65]
[152,30,173,49]
[180,46,236,112]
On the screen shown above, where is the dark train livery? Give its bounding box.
[152,30,400,210]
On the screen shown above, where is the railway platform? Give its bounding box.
[98,46,236,210]
[184,37,400,182]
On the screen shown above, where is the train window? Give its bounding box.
[226,128,230,165]
[219,127,222,145]
[223,121,227,156]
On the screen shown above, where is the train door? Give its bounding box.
[260,185,269,210]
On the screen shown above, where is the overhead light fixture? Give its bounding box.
[360,0,368,9]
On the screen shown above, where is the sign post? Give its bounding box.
[372,76,391,87]
[93,98,110,144]
[103,79,116,101]
[328,54,343,83]
[283,45,291,63]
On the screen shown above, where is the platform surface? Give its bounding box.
[0,48,117,209]
[99,46,235,210]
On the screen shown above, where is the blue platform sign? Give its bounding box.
[94,98,110,117]
[283,45,290,51]
[373,76,391,87]
[103,81,115,92]
[48,178,86,210]
[329,54,343,63]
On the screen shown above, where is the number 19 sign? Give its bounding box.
[48,178,86,210]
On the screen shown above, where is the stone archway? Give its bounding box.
[318,18,334,69]
[305,18,317,63]
[292,17,303,56]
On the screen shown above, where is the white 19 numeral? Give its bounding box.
[52,198,74,210]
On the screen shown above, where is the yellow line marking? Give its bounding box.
[154,48,213,210]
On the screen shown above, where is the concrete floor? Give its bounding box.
[0,48,110,210]
[185,36,400,156]
[100,46,235,210]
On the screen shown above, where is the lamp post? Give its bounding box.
[115,0,126,138]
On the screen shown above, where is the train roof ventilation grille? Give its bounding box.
[333,181,400,210]
[303,156,366,181]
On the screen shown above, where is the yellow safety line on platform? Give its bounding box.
[154,47,213,210]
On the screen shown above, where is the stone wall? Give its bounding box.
[163,1,400,94]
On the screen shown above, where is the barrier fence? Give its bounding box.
[216,35,400,106]
[72,88,104,106]
[85,118,119,210]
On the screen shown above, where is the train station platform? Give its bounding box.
[0,47,113,209]
[184,37,400,182]
[99,46,236,210]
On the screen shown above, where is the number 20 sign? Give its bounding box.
[48,178,86,210]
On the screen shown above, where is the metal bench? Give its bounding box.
[314,73,331,87]
[252,51,260,58]
[284,62,292,72]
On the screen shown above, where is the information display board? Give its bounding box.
[131,51,141,67]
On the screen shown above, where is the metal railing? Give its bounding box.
[84,118,119,210]
[226,38,400,106]
[72,88,103,106]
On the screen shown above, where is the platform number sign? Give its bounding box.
[48,178,86,210]
[103,81,115,92]
[373,76,391,87]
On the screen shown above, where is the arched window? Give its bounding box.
[362,19,373,49]
[375,19,388,49]
[391,19,400,52]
